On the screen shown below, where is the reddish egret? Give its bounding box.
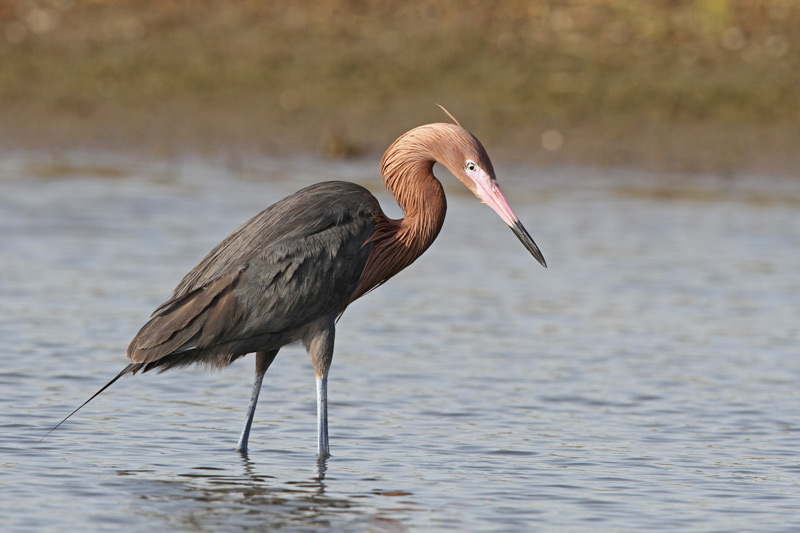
[50,118,546,457]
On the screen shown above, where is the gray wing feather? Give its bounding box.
[127,181,380,368]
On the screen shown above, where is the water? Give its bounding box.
[1,154,799,531]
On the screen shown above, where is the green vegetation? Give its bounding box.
[1,0,798,174]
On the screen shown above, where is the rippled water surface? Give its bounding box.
[2,155,799,531]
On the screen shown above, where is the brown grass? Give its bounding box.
[1,0,798,174]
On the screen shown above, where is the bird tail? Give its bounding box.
[40,362,145,442]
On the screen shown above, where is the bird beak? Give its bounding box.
[508,219,547,268]
[472,177,547,268]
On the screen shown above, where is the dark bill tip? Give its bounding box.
[510,221,547,268]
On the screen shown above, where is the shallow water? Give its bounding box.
[1,155,799,531]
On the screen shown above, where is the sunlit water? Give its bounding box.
[1,154,799,531]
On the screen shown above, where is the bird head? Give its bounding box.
[429,123,548,268]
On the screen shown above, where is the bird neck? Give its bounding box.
[381,154,447,257]
[346,145,448,305]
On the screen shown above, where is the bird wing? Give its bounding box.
[127,181,380,367]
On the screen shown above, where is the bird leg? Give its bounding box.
[303,316,335,458]
[316,376,329,458]
[236,350,278,454]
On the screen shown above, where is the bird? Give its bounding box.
[48,115,546,457]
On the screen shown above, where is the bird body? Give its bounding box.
[49,120,546,457]
[126,181,380,372]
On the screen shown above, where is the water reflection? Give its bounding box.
[114,453,417,532]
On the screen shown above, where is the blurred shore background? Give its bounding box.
[0,0,797,175]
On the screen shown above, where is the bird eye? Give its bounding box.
[466,161,477,172]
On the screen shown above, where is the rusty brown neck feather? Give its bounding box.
[349,126,452,303]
